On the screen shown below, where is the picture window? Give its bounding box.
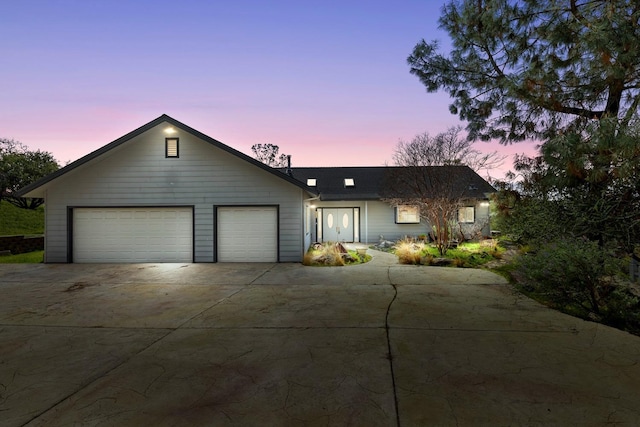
[458,206,475,223]
[396,205,420,224]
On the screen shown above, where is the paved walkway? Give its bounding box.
[1,252,640,426]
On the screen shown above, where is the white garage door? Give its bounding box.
[217,206,277,262]
[73,207,193,263]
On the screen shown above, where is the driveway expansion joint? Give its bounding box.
[24,327,174,426]
[385,281,401,427]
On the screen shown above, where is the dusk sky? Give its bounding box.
[1,0,537,178]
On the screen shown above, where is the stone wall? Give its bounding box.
[0,235,45,255]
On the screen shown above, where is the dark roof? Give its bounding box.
[17,114,317,197]
[287,167,387,200]
[288,166,495,201]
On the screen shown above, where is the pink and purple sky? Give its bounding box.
[1,0,537,178]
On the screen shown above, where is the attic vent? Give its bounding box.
[307,178,317,187]
[468,184,478,190]
[166,138,179,158]
[344,178,355,187]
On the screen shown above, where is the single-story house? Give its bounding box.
[18,115,495,263]
[287,166,495,245]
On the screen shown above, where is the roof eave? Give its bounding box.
[318,194,380,201]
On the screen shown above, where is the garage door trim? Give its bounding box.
[214,205,279,262]
[67,205,195,263]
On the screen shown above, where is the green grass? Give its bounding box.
[0,200,44,235]
[394,239,505,267]
[438,242,506,267]
[0,250,44,263]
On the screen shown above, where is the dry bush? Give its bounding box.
[395,238,425,265]
[324,244,346,266]
[303,251,315,265]
[303,243,346,266]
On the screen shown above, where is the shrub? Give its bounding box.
[304,243,345,266]
[302,251,316,266]
[394,238,425,265]
[600,287,640,334]
[516,239,619,315]
[491,192,566,245]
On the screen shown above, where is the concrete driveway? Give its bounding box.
[1,250,640,426]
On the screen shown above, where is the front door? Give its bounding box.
[321,208,354,242]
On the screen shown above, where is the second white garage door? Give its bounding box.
[73,207,193,263]
[217,206,277,262]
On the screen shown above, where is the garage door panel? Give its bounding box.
[73,208,193,263]
[217,207,277,262]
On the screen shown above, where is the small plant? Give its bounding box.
[394,238,425,265]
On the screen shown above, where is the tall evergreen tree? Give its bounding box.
[408,0,640,142]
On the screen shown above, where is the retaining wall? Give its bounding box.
[0,235,45,255]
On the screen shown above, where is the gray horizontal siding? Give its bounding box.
[43,124,304,263]
[313,200,491,245]
[364,201,426,243]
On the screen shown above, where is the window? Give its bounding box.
[396,205,420,224]
[166,138,179,158]
[458,206,475,223]
[344,178,355,187]
[307,178,317,186]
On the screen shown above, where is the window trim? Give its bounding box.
[165,137,179,158]
[395,204,420,224]
[458,206,475,223]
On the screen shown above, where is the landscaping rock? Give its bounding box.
[374,240,395,250]
[335,242,348,254]
[432,257,455,267]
